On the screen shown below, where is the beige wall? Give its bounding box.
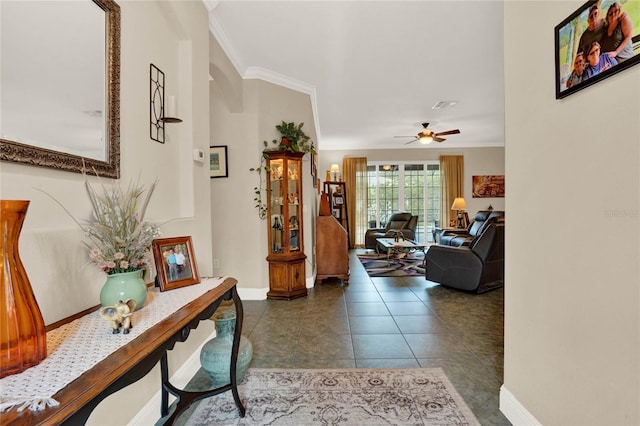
[320,147,506,213]
[1,1,213,424]
[209,45,318,295]
[503,1,639,425]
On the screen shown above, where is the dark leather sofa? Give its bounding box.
[364,212,418,250]
[426,222,504,293]
[439,210,504,247]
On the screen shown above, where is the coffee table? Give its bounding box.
[376,238,430,266]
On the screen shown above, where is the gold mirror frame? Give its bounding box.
[0,0,121,179]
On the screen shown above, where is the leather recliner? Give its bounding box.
[440,210,504,247]
[426,222,504,293]
[364,212,418,249]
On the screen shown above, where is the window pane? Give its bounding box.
[404,164,424,242]
[365,162,440,244]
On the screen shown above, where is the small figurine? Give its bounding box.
[100,299,136,334]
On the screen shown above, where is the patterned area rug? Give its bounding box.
[185,368,479,425]
[358,252,425,277]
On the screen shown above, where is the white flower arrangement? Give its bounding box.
[42,176,161,275]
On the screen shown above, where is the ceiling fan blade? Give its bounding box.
[404,138,418,145]
[433,136,446,143]
[434,129,460,136]
[394,135,416,138]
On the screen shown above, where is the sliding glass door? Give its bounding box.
[366,162,440,243]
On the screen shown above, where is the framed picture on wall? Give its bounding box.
[472,175,505,198]
[555,0,640,99]
[311,151,317,188]
[209,145,228,178]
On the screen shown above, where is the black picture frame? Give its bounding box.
[209,145,228,178]
[555,0,640,99]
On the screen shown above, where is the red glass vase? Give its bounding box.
[0,200,47,378]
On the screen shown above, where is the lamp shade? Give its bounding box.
[451,197,466,211]
[330,164,340,172]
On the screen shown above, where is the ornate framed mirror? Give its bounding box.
[0,0,120,178]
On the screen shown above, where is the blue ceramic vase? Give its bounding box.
[100,270,147,311]
[200,309,253,387]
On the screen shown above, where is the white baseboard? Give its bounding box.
[237,287,268,300]
[499,385,542,425]
[128,330,216,426]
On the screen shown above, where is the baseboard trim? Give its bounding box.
[128,330,216,425]
[499,385,542,426]
[237,287,268,300]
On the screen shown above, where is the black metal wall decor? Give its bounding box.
[150,64,165,143]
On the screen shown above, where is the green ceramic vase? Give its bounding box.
[200,309,253,387]
[100,270,147,311]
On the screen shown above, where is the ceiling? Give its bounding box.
[205,1,505,151]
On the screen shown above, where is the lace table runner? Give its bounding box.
[0,276,227,413]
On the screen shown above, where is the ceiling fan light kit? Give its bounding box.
[400,122,460,146]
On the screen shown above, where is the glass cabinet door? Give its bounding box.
[269,158,285,253]
[266,152,304,256]
[287,160,300,252]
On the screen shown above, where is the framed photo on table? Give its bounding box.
[209,145,228,178]
[152,236,200,291]
[555,0,640,99]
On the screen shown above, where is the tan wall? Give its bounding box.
[209,57,318,294]
[320,147,506,213]
[503,1,639,424]
[1,1,212,424]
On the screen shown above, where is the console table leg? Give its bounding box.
[231,287,247,417]
[160,353,170,417]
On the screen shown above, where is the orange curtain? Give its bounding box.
[342,157,368,248]
[439,155,464,227]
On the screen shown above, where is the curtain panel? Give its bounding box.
[439,155,464,227]
[342,157,367,248]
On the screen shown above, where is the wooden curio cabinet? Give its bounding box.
[265,151,307,300]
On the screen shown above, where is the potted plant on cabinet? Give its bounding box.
[250,121,316,219]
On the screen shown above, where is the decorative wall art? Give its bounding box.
[555,0,640,99]
[150,64,165,143]
[472,175,505,198]
[209,145,228,178]
[311,151,318,188]
[152,236,200,291]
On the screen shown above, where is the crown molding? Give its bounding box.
[206,3,322,144]
[244,67,321,144]
[207,11,245,75]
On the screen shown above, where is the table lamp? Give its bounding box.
[451,197,467,228]
[330,164,340,181]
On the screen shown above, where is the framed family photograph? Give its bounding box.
[555,0,640,99]
[209,145,228,178]
[152,236,200,291]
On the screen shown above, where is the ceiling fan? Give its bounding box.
[395,122,461,145]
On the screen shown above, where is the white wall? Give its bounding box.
[1,1,212,424]
[503,2,639,425]
[320,147,506,214]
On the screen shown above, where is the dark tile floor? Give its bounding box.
[175,249,510,425]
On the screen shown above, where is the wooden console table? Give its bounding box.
[1,277,246,425]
